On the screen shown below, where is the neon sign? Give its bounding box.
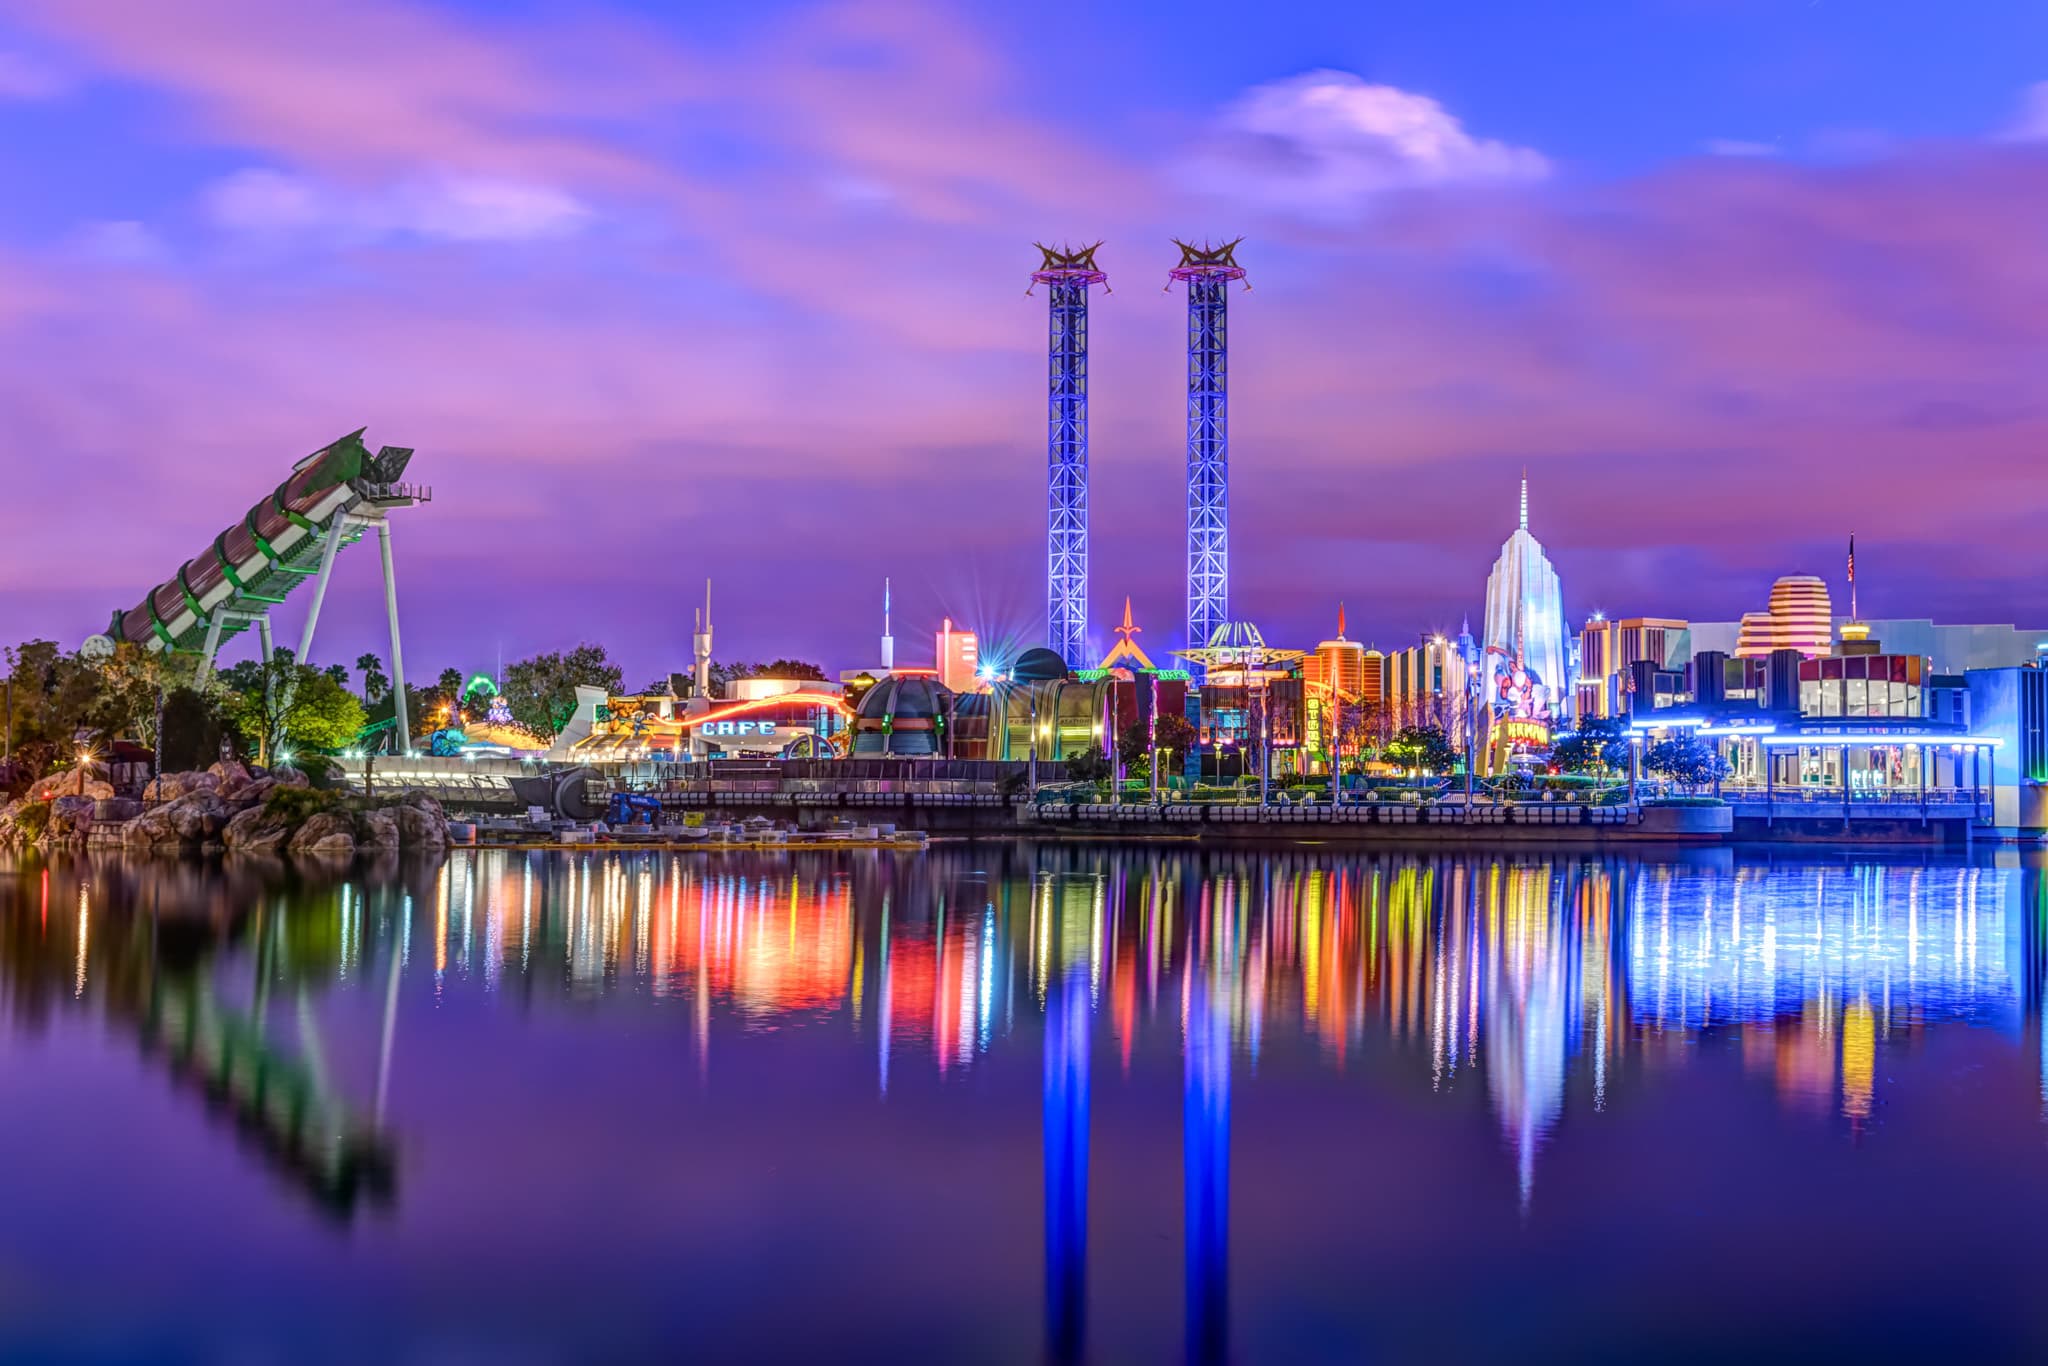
[702,720,777,736]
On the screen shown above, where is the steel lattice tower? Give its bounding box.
[1030,243,1109,668]
[1169,239,1246,659]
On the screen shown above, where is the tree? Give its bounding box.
[1551,716,1630,775]
[1117,712,1197,767]
[1065,746,1112,783]
[1644,734,1731,794]
[757,658,827,682]
[1385,724,1457,775]
[220,649,367,763]
[158,686,228,772]
[355,652,389,704]
[502,644,625,740]
[324,663,350,686]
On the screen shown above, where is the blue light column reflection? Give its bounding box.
[1184,974,1230,1366]
[1044,963,1089,1363]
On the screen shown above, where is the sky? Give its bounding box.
[2,0,2046,684]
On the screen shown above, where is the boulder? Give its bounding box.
[355,807,401,850]
[28,774,114,803]
[142,771,220,803]
[288,810,356,857]
[274,767,309,789]
[46,795,94,841]
[207,759,251,789]
[163,791,228,843]
[222,804,294,854]
[398,791,445,818]
[223,777,277,812]
[122,804,182,849]
[393,802,449,851]
[93,797,143,823]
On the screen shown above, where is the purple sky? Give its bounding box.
[2,0,2046,684]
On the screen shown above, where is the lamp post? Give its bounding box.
[1148,676,1159,807]
[1027,690,1040,792]
[1628,733,1642,808]
[1465,660,1480,801]
[1259,705,1270,807]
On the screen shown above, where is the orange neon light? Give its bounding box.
[677,691,854,731]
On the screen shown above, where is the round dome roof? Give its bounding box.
[851,673,954,756]
[1011,647,1069,684]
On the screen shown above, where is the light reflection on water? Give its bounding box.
[3,844,2046,1362]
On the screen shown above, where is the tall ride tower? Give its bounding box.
[1169,239,1247,656]
[1030,243,1109,669]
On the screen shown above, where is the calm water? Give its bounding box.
[3,843,2048,1364]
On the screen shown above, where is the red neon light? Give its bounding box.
[678,691,854,731]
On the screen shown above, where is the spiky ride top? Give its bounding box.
[1166,238,1247,286]
[1030,241,1110,291]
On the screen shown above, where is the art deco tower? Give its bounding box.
[1480,476,1568,715]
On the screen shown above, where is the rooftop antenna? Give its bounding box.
[1519,470,1529,532]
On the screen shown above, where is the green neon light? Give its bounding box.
[144,594,177,649]
[272,486,316,534]
[245,508,280,565]
[214,533,249,593]
[175,562,208,623]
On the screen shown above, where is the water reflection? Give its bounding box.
[1,844,2043,1360]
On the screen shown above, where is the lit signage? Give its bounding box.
[1493,717,1551,748]
[701,720,777,736]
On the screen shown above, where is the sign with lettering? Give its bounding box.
[699,720,777,736]
[1493,717,1551,748]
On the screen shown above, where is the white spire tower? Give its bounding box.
[880,577,895,672]
[693,579,713,700]
[1481,473,1567,717]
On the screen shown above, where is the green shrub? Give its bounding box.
[13,800,51,842]
[264,786,343,825]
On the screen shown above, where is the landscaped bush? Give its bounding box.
[12,800,51,842]
[264,785,345,825]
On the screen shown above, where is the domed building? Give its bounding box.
[849,672,955,756]
[1735,575,1833,658]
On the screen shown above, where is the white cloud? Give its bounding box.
[1198,70,1547,217]
[1704,138,1777,158]
[0,50,66,99]
[204,168,590,244]
[2003,81,2048,140]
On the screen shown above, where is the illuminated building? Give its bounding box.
[1180,621,1309,770]
[1480,476,1568,719]
[1302,604,1366,700]
[1090,600,1192,754]
[1358,649,1386,712]
[568,686,851,762]
[936,618,980,694]
[1386,633,1471,733]
[849,671,953,757]
[1732,575,1833,658]
[992,648,1112,762]
[1575,616,1690,720]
